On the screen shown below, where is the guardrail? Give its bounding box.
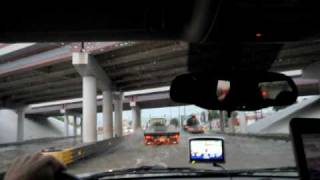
[0,136,79,148]
[41,137,123,165]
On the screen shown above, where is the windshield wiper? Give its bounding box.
[80,166,298,180]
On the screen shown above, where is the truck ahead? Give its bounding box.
[144,118,180,145]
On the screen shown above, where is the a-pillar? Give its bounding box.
[114,92,123,137]
[83,76,97,142]
[103,90,113,139]
[64,113,69,137]
[132,105,141,131]
[16,107,26,142]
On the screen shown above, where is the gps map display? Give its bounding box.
[190,138,224,162]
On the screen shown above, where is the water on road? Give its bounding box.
[68,131,295,174]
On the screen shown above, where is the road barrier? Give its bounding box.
[0,136,79,148]
[42,137,123,165]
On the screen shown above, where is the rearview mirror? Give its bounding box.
[170,72,297,111]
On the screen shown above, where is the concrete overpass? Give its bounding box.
[2,41,320,143]
[24,76,320,117]
[0,42,188,143]
[25,90,182,118]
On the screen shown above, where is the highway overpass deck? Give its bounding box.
[1,41,320,106]
[0,42,188,106]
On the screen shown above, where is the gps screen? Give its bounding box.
[189,138,224,162]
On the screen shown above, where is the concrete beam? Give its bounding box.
[0,43,64,63]
[20,91,82,104]
[115,66,187,84]
[72,52,112,91]
[13,85,82,101]
[0,68,76,90]
[272,54,317,71]
[120,76,176,90]
[278,42,320,58]
[1,78,81,97]
[121,82,170,91]
[0,42,120,78]
[26,91,171,116]
[100,43,188,68]
[0,46,72,77]
[107,56,187,78]
[303,61,320,79]
[96,42,172,63]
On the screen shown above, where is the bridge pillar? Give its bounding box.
[114,92,123,137]
[82,76,97,142]
[16,107,26,142]
[73,52,113,142]
[64,113,69,136]
[103,90,113,139]
[228,117,235,134]
[238,112,247,133]
[73,115,77,136]
[132,106,141,131]
[219,110,225,133]
[80,116,83,138]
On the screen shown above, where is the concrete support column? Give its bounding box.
[80,116,83,138]
[16,107,25,142]
[83,76,97,143]
[103,90,113,139]
[204,111,209,122]
[239,112,247,133]
[73,116,77,136]
[219,110,225,133]
[132,106,141,131]
[114,93,123,137]
[64,113,69,137]
[228,117,235,134]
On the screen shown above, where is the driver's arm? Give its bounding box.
[4,153,66,180]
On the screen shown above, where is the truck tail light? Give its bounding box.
[145,135,153,140]
[171,134,179,139]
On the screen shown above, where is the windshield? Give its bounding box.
[0,41,316,177]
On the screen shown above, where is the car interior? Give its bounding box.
[1,0,320,179]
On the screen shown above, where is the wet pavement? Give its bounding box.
[0,131,295,175]
[67,131,295,175]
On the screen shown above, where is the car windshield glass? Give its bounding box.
[0,41,315,177]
